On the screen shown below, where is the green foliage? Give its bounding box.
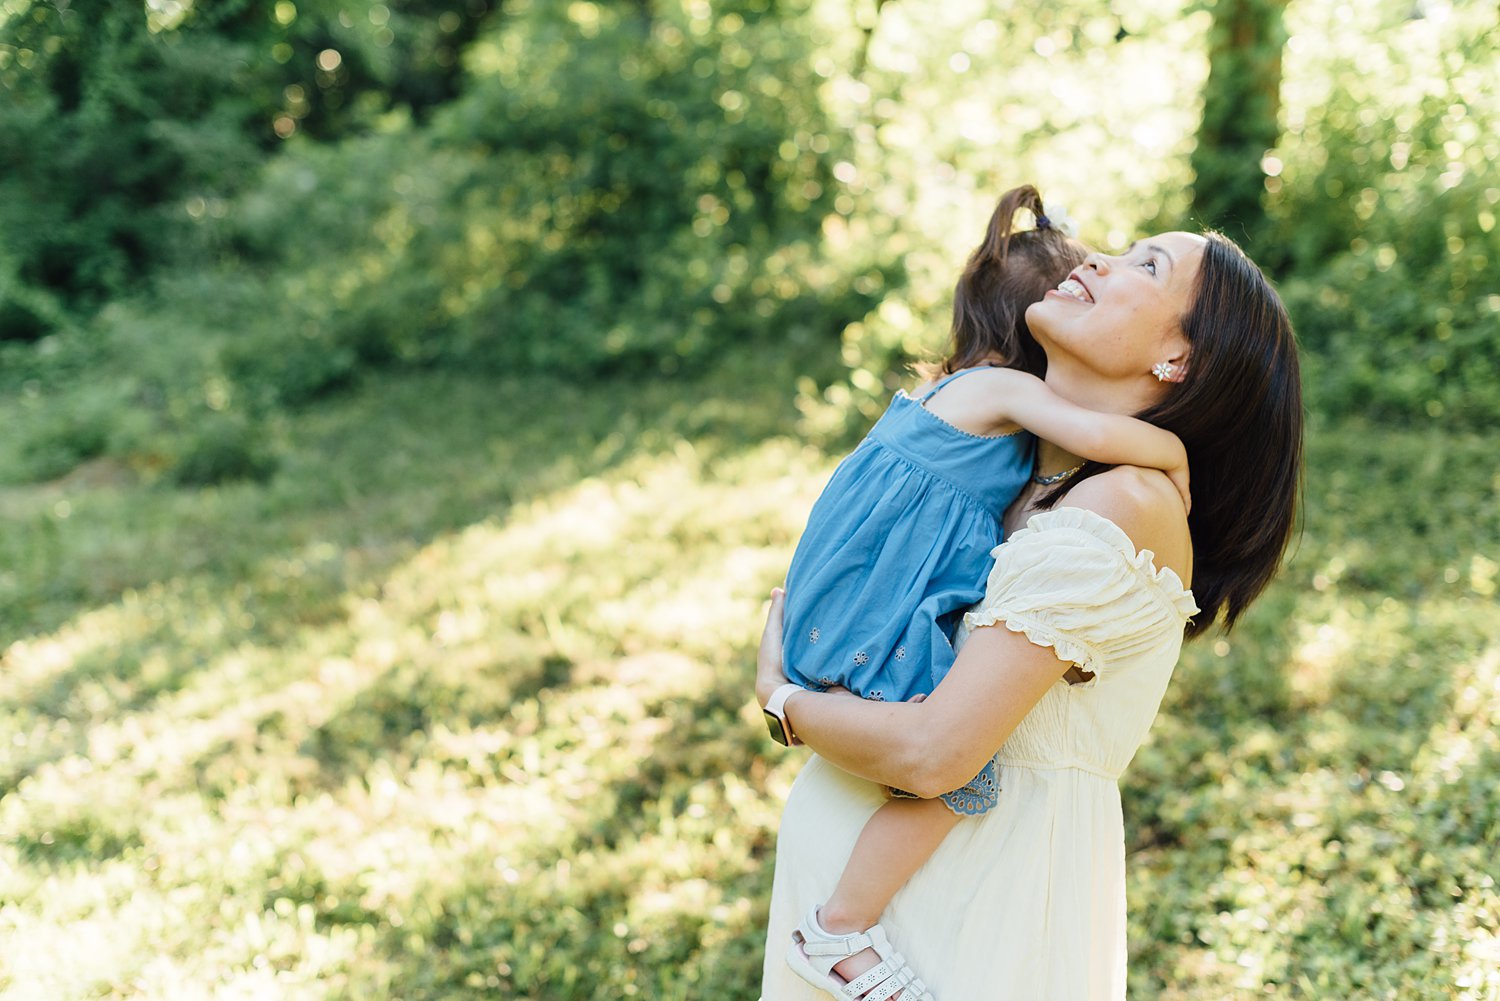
[1189,0,1289,242]
[0,0,495,338]
[14,386,118,481]
[1262,0,1500,427]
[168,412,280,486]
[217,0,875,379]
[0,0,880,486]
[0,0,256,333]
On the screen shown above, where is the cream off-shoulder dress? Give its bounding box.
[760,507,1199,1001]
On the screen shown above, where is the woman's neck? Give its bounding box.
[1034,438,1086,482]
[1042,353,1160,420]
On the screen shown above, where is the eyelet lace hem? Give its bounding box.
[941,758,1001,816]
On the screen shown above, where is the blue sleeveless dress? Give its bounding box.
[782,367,1035,814]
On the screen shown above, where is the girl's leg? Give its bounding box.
[813,796,960,992]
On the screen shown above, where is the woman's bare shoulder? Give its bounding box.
[1056,467,1193,580]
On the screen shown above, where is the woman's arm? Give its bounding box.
[756,467,1192,797]
[758,589,1071,797]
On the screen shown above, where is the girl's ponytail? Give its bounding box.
[942,185,1086,378]
[973,185,1047,266]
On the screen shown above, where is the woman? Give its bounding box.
[755,230,1302,1000]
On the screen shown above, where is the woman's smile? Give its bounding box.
[1049,273,1095,304]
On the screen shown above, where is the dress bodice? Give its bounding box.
[955,506,1200,780]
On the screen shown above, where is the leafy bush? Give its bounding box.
[15,387,119,482]
[0,0,496,340]
[217,0,877,379]
[1264,0,1500,427]
[168,412,279,486]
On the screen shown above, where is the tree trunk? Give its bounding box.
[1190,0,1289,247]
[853,0,892,79]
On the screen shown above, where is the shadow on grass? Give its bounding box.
[1,353,817,796]
[342,660,776,1001]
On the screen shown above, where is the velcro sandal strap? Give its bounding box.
[795,907,880,964]
[800,929,874,959]
[864,923,896,954]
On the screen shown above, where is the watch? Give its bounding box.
[762,683,805,747]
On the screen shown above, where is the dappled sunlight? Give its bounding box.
[0,413,825,998]
[1,579,234,710]
[1421,644,1498,783]
[1130,539,1499,998]
[1287,613,1355,705]
[1187,634,1500,1000]
[818,0,1208,288]
[5,398,1495,999]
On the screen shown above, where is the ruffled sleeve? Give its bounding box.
[961,507,1199,682]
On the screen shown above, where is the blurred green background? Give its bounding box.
[1,0,1496,997]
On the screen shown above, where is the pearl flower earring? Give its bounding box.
[1152,362,1175,382]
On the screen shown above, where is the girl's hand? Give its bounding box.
[1168,463,1192,515]
[756,588,792,707]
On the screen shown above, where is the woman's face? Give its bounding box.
[1025,231,1207,397]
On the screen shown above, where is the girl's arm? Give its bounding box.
[988,369,1190,510]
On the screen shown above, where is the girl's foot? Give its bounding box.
[785,906,934,1000]
[819,909,903,997]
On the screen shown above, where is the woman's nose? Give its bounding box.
[1082,251,1109,274]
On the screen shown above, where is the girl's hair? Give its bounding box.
[1044,232,1304,638]
[939,185,1088,377]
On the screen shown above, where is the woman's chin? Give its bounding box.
[1025,299,1076,340]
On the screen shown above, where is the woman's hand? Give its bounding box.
[756,587,792,707]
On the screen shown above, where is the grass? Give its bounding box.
[1,363,1496,999]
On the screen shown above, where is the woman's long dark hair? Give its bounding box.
[1044,233,1303,638]
[939,185,1088,377]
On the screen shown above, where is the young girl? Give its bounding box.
[767,186,1189,1000]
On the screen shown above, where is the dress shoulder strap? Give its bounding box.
[918,364,998,402]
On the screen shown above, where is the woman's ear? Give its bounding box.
[1152,357,1188,384]
[1161,340,1191,383]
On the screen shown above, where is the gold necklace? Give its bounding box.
[1030,462,1084,486]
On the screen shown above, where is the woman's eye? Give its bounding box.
[1142,258,1158,276]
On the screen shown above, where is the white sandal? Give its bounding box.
[786,907,936,1001]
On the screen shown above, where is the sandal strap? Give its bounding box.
[843,958,903,997]
[798,928,875,960]
[899,977,934,1001]
[844,951,932,1001]
[862,966,917,1001]
[794,908,879,966]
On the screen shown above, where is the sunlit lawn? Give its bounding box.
[1,365,1496,999]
